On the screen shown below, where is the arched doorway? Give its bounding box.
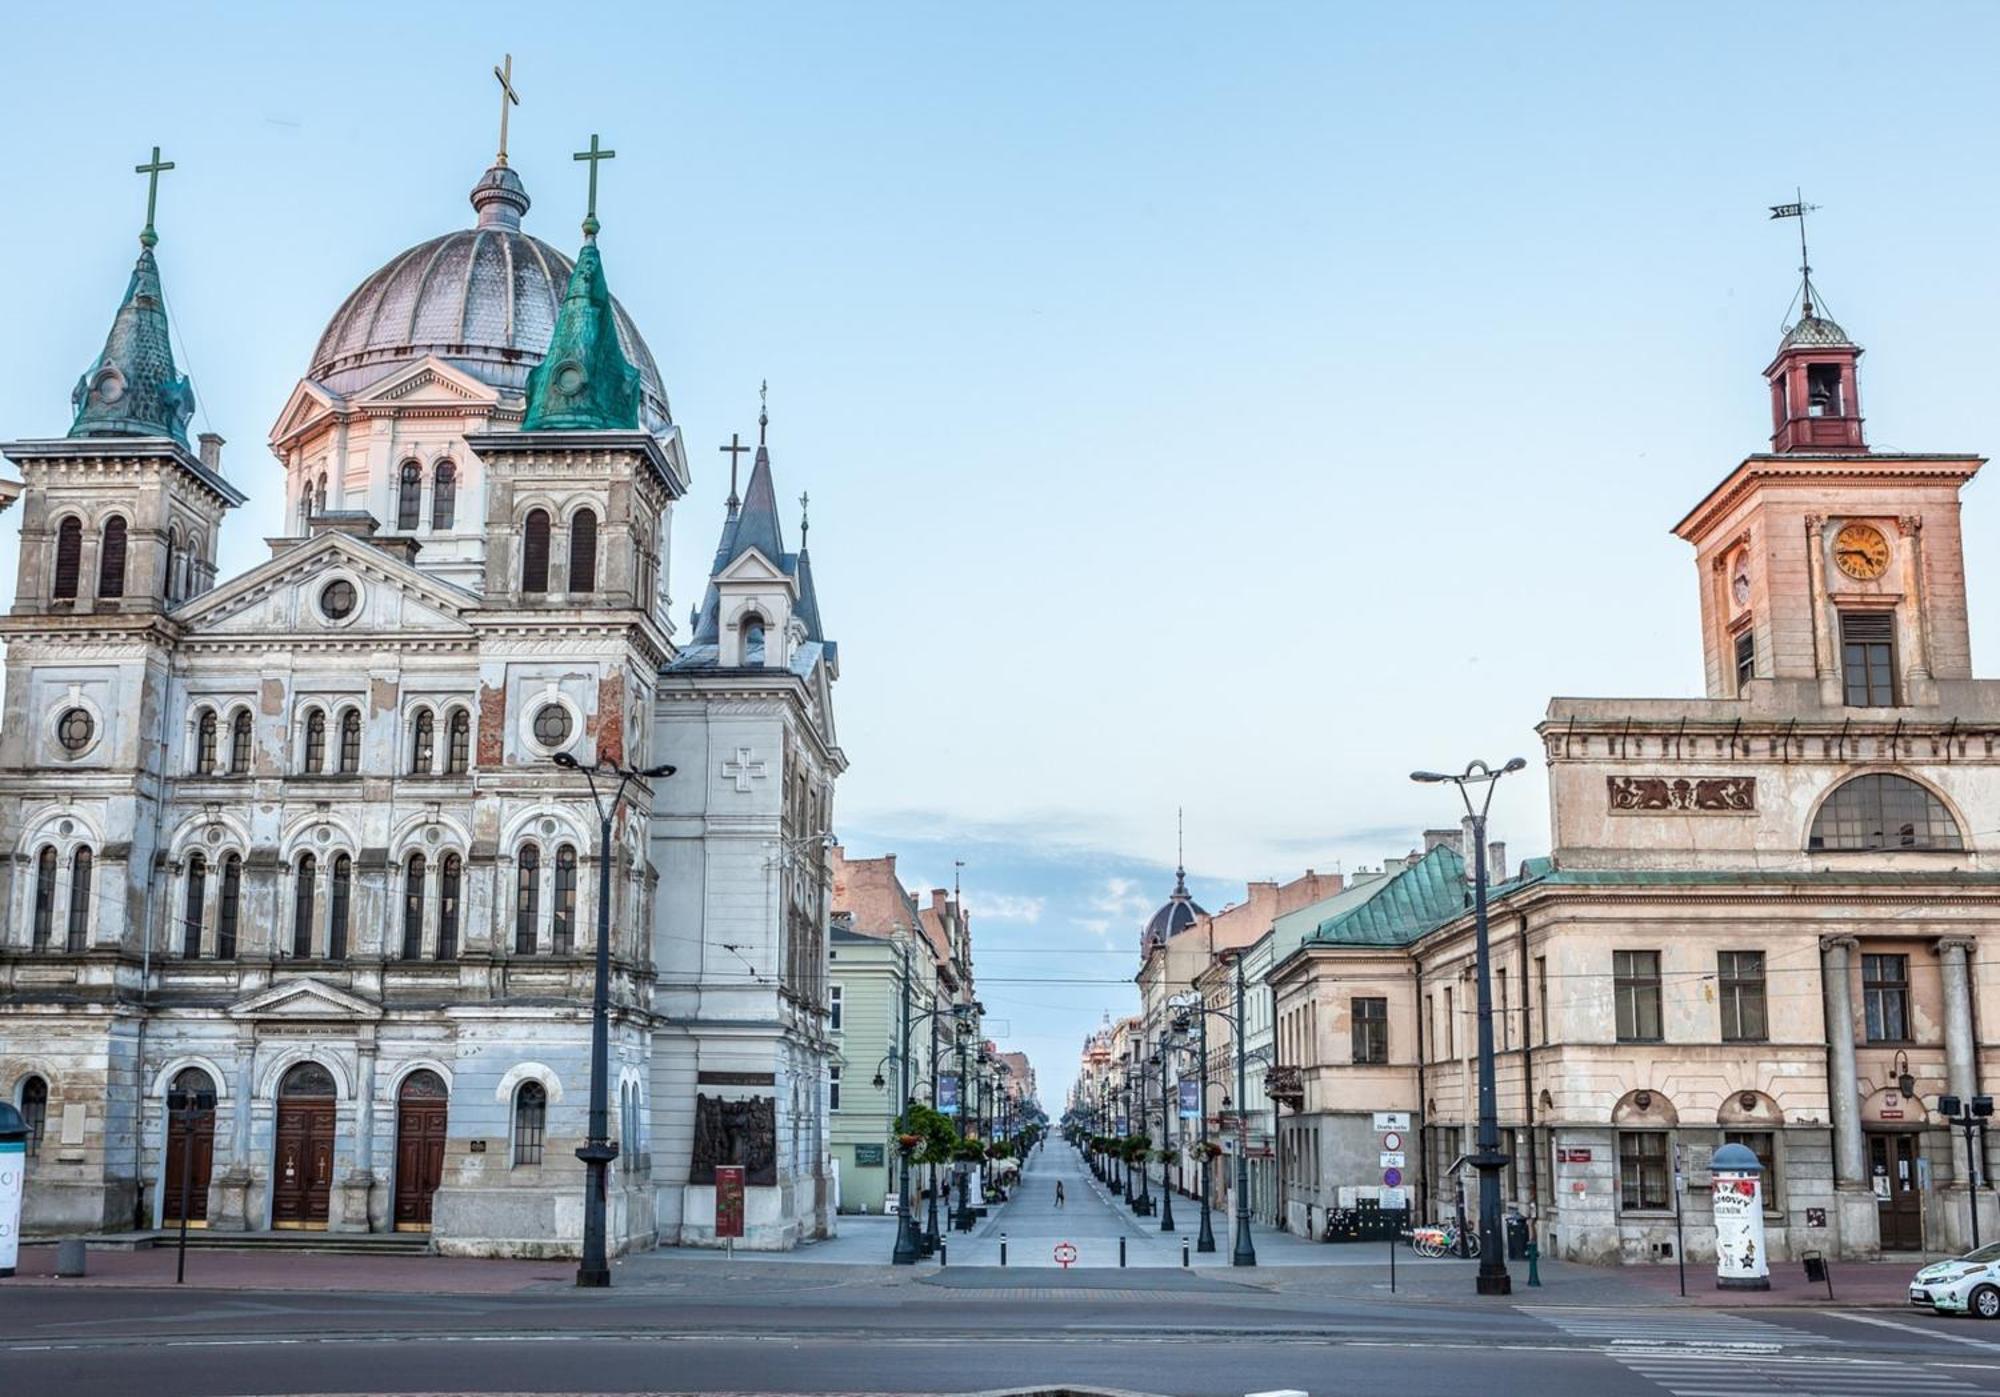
[162,1067,216,1226]
[393,1070,449,1231]
[273,1061,337,1228]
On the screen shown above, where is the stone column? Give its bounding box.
[336,1041,379,1233]
[1901,516,1938,703]
[1940,937,1980,1242]
[211,1031,258,1231]
[1805,516,1842,706]
[1822,935,1876,1255]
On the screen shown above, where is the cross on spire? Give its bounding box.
[799,491,811,548]
[135,146,174,250]
[720,432,748,509]
[759,378,769,446]
[493,54,522,167]
[573,133,615,239]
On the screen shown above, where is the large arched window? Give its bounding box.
[292,853,317,957]
[397,461,422,531]
[432,462,456,531]
[521,509,551,593]
[552,844,578,953]
[19,1075,48,1158]
[513,1080,547,1166]
[229,710,253,776]
[402,854,427,960]
[446,708,471,775]
[182,853,207,959]
[1809,773,1964,852]
[438,853,462,961]
[568,509,598,594]
[194,708,218,775]
[338,709,361,773]
[410,709,434,774]
[515,843,541,954]
[164,529,180,604]
[217,854,242,960]
[98,517,127,599]
[304,709,326,773]
[30,845,57,950]
[66,847,92,951]
[52,516,82,599]
[329,854,352,959]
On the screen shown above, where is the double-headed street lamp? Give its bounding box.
[1169,996,1218,1253]
[552,750,676,1289]
[1937,1094,1994,1247]
[1170,959,1255,1264]
[1152,1040,1176,1232]
[1411,756,1526,1297]
[886,932,970,1265]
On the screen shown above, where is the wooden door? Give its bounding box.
[392,1070,449,1230]
[273,1062,337,1228]
[162,1077,216,1225]
[1870,1132,1924,1250]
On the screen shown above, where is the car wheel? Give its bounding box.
[1972,1285,2000,1320]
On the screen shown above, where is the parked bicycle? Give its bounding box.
[1407,1225,1480,1259]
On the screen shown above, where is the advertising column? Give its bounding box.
[1710,1141,1770,1290]
[0,1103,26,1278]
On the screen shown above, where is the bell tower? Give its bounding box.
[1765,314,1864,454]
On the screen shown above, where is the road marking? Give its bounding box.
[1612,1350,1982,1395]
[1523,1306,1832,1348]
[1828,1310,2000,1352]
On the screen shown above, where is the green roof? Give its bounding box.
[1309,844,1468,947]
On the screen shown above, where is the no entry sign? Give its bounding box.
[1053,1240,1078,1269]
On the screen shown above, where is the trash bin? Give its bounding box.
[1505,1213,1529,1260]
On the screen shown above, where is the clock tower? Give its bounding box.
[1674,303,1982,709]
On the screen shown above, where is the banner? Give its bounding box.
[715,1165,745,1240]
[939,1074,960,1116]
[0,1133,21,1276]
[1178,1079,1199,1120]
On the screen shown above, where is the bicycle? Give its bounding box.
[1408,1225,1480,1259]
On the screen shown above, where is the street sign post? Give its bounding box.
[1054,1240,1078,1269]
[715,1164,746,1260]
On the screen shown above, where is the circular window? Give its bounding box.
[553,359,586,397]
[533,703,573,748]
[57,707,94,754]
[320,579,357,620]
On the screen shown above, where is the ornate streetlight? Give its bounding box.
[1411,756,1527,1296]
[1153,1040,1176,1233]
[1170,997,1218,1253]
[552,750,676,1289]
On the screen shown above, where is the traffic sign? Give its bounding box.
[1381,1130,1404,1152]
[1380,1152,1405,1169]
[1382,1166,1403,1188]
[1053,1240,1078,1269]
[1373,1112,1411,1132]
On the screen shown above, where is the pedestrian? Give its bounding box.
[1055,1180,1066,1209]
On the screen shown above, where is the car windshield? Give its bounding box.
[1959,1243,2000,1264]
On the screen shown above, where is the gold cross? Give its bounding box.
[573,133,615,237]
[493,55,521,167]
[135,145,174,249]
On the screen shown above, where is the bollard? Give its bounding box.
[1526,1239,1540,1288]
[1119,1235,1126,1268]
[1001,1232,1008,1267]
[1389,1231,1396,1293]
[55,1238,86,1278]
[1182,1237,1190,1268]
[940,1241,948,1268]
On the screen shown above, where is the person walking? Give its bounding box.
[1055,1180,1066,1209]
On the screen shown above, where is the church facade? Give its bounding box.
[0,143,840,1253]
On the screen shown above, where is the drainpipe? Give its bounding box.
[1413,949,1429,1225]
[1517,915,1540,1231]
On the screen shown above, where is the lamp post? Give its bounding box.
[1937,1094,1994,1248]
[1411,756,1526,1297]
[165,1083,217,1285]
[552,750,676,1289]
[954,1013,977,1232]
[890,940,959,1265]
[1173,1000,1218,1253]
[1155,1042,1176,1232]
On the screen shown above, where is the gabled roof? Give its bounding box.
[1309,844,1467,947]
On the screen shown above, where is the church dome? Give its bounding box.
[1140,868,1205,955]
[307,165,670,431]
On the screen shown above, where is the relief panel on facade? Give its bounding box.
[1606,775,1757,813]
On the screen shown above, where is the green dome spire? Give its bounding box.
[521,134,639,432]
[69,243,196,446]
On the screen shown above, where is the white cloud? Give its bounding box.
[972,894,1045,924]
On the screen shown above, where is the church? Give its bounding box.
[0,113,843,1254]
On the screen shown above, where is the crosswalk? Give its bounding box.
[1613,1351,1983,1395]
[1523,1305,1835,1349]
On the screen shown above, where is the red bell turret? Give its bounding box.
[1765,309,1865,453]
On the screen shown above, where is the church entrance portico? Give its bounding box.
[392,1069,449,1231]
[272,1062,337,1228]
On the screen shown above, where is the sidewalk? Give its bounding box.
[2,1242,567,1293]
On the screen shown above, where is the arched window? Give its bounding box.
[195,708,218,775]
[438,853,462,961]
[217,854,241,960]
[329,853,352,959]
[304,709,326,773]
[446,708,470,774]
[432,462,456,531]
[553,844,578,953]
[229,710,253,776]
[182,853,207,959]
[742,611,766,662]
[66,847,92,951]
[315,472,328,515]
[338,709,361,773]
[1810,773,1964,852]
[402,854,427,960]
[521,508,551,593]
[19,1075,47,1158]
[298,485,312,532]
[52,516,82,599]
[397,460,422,531]
[292,854,317,957]
[30,846,57,950]
[515,843,541,954]
[98,517,127,598]
[513,1080,547,1166]
[410,709,434,774]
[163,531,178,602]
[568,509,598,594]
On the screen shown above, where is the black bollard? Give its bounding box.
[1182,1237,1190,1268]
[1001,1232,1008,1267]
[940,1241,948,1268]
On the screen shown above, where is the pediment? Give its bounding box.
[228,976,381,1022]
[269,379,343,450]
[176,532,480,641]
[717,548,793,587]
[355,356,498,410]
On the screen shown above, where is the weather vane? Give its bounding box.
[1769,188,1822,318]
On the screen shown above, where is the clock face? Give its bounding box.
[1731,559,1751,606]
[1834,523,1891,581]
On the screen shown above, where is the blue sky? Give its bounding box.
[9,3,2000,1103]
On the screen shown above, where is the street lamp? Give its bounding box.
[165,1083,217,1284]
[1172,1000,1217,1253]
[552,749,676,1288]
[1938,1094,1994,1248]
[1411,756,1526,1297]
[1153,1041,1176,1233]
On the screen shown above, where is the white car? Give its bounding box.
[1911,1243,2000,1318]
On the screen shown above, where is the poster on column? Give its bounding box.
[0,1131,22,1275]
[939,1075,960,1117]
[1712,1172,1769,1285]
[1178,1079,1199,1120]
